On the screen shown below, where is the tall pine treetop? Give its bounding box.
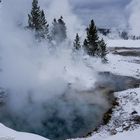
[28,0,41,30]
[86,19,99,45]
[28,0,49,40]
[83,19,107,60]
[83,19,99,56]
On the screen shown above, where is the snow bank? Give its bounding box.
[105,128,140,140]
[94,53,140,78]
[0,124,48,140]
[73,128,140,140]
[106,39,140,48]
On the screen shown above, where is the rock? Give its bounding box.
[131,111,138,115]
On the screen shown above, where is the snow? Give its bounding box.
[0,124,49,140]
[106,39,140,48]
[73,128,140,140]
[105,128,140,140]
[95,53,140,78]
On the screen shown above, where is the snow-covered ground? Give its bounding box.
[0,124,49,140]
[105,128,140,140]
[97,39,140,78]
[99,54,140,78]
[106,39,140,48]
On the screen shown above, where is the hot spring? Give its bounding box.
[0,72,139,140]
[0,84,113,140]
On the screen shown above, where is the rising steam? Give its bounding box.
[0,0,112,140]
[126,0,140,36]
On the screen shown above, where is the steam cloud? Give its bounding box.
[0,0,112,140]
[126,0,140,35]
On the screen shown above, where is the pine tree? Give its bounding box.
[73,33,81,50]
[39,10,49,39]
[51,18,58,42]
[98,38,108,62]
[83,19,107,61]
[83,39,88,48]
[58,16,67,41]
[51,16,67,43]
[83,19,99,56]
[28,0,49,39]
[28,0,41,30]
